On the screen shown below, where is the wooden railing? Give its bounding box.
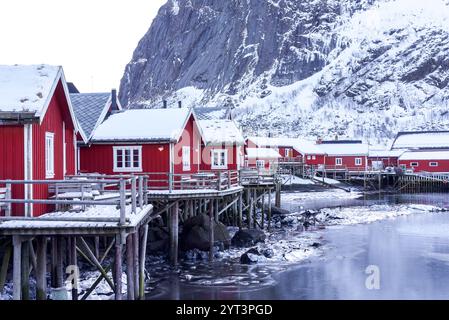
[240,168,276,185]
[0,177,147,225]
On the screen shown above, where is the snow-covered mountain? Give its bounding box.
[119,0,449,147]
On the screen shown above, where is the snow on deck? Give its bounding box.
[369,149,405,158]
[246,148,281,159]
[147,186,243,196]
[197,119,244,146]
[247,137,324,155]
[92,108,191,141]
[0,65,61,114]
[392,132,449,150]
[0,204,153,230]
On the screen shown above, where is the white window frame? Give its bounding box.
[312,155,316,160]
[182,146,191,171]
[45,132,55,179]
[284,148,291,158]
[335,158,343,166]
[410,162,419,167]
[429,162,439,167]
[355,158,362,166]
[113,146,142,172]
[307,155,312,160]
[256,160,265,169]
[211,149,228,169]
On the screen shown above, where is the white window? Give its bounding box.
[335,158,343,166]
[312,155,316,160]
[211,149,227,169]
[182,146,191,171]
[307,155,312,160]
[113,146,142,172]
[256,160,265,169]
[45,132,55,178]
[284,148,291,157]
[429,162,439,167]
[411,162,419,167]
[355,158,362,166]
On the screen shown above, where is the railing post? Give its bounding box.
[228,170,231,189]
[143,176,148,205]
[5,183,12,217]
[169,173,173,193]
[217,171,222,191]
[119,179,126,225]
[131,177,137,214]
[138,176,144,209]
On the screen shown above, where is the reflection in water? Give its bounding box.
[146,193,449,300]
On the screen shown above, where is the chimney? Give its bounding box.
[111,89,118,111]
[163,100,168,109]
[178,101,182,108]
[335,135,339,141]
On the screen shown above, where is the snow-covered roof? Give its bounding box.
[247,136,325,155]
[392,131,449,150]
[0,65,61,115]
[194,107,231,120]
[92,108,192,142]
[369,150,405,158]
[399,150,449,161]
[317,142,369,156]
[197,120,244,146]
[246,148,281,159]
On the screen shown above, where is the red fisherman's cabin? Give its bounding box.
[317,140,369,171]
[196,119,245,171]
[0,65,81,216]
[79,108,202,188]
[398,151,449,173]
[246,137,301,162]
[244,148,281,172]
[368,150,404,170]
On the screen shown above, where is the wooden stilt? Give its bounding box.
[214,198,219,222]
[261,191,265,229]
[169,201,179,266]
[253,189,257,229]
[12,236,22,300]
[114,233,123,300]
[21,240,30,300]
[268,190,272,231]
[51,238,57,288]
[126,234,135,300]
[209,200,214,262]
[139,224,149,300]
[246,189,251,229]
[94,237,100,260]
[56,237,64,288]
[133,231,139,299]
[36,237,47,300]
[69,237,78,300]
[0,244,11,295]
[238,192,243,230]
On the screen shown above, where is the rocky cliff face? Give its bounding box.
[120,0,449,146]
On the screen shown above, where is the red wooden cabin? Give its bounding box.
[0,65,81,216]
[368,150,404,170]
[79,108,202,188]
[197,119,245,171]
[398,151,449,173]
[245,148,281,172]
[246,137,300,162]
[317,140,369,171]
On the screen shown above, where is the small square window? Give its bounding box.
[336,158,343,166]
[114,146,142,172]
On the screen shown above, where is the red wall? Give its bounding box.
[173,115,201,174]
[246,157,276,170]
[368,157,398,168]
[32,81,76,216]
[399,159,449,173]
[0,125,25,215]
[304,154,326,166]
[325,155,367,170]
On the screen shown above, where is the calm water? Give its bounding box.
[146,193,449,300]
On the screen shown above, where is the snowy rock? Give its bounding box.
[231,229,266,248]
[271,206,290,216]
[181,214,231,251]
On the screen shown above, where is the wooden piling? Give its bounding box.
[21,240,30,300]
[139,225,149,300]
[36,237,47,300]
[69,237,78,300]
[12,236,22,300]
[209,200,214,262]
[126,234,135,300]
[268,190,272,230]
[133,232,139,299]
[169,201,179,266]
[238,192,243,230]
[0,244,11,295]
[114,233,123,300]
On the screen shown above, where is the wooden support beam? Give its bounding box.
[0,244,12,295]
[114,233,124,300]
[139,224,149,300]
[261,191,265,229]
[209,200,214,262]
[21,240,30,300]
[133,232,139,299]
[12,236,22,300]
[94,237,100,261]
[253,189,257,229]
[69,237,78,300]
[126,234,135,300]
[169,201,179,266]
[81,264,112,301]
[268,191,272,231]
[56,237,64,289]
[246,189,251,229]
[238,192,243,230]
[36,237,47,300]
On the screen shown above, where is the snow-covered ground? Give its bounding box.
[280,174,315,185]
[279,189,362,202]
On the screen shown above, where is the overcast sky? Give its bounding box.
[0,0,166,92]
